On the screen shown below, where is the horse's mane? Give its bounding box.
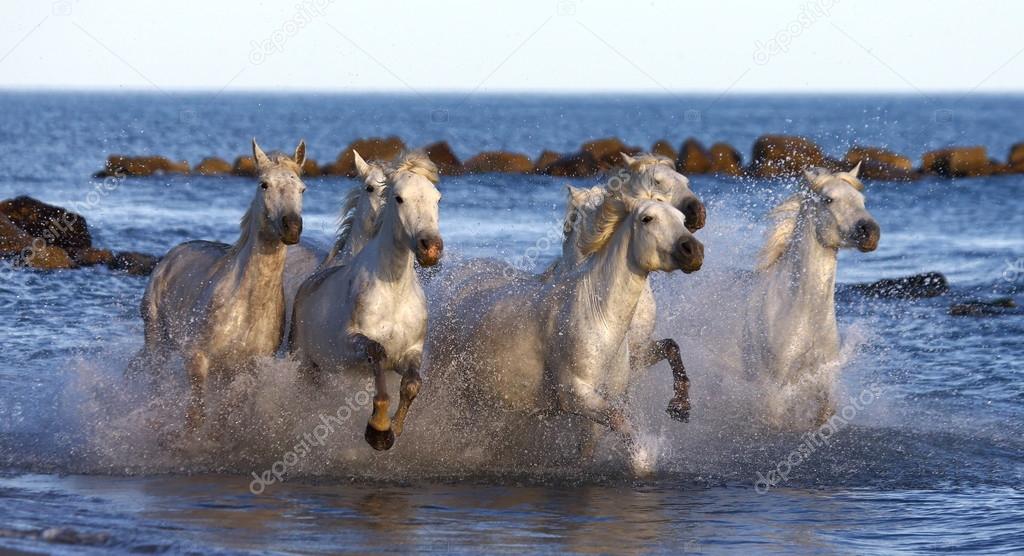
[623,153,677,199]
[626,153,674,174]
[388,151,439,184]
[330,160,388,261]
[577,193,637,257]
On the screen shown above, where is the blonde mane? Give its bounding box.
[388,151,439,184]
[623,153,676,198]
[577,193,636,257]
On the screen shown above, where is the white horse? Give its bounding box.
[429,191,703,474]
[290,152,443,451]
[552,153,705,421]
[133,139,307,431]
[743,163,880,427]
[281,151,389,345]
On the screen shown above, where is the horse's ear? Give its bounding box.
[620,152,635,167]
[294,140,306,168]
[848,160,861,178]
[353,150,370,178]
[252,138,271,170]
[566,185,586,205]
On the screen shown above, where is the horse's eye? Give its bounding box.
[823,196,834,204]
[641,215,654,224]
[260,182,269,190]
[395,195,404,204]
[365,186,374,193]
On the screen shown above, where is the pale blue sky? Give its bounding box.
[1,0,1021,93]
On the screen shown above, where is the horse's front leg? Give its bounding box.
[390,351,423,438]
[185,352,210,432]
[351,334,395,451]
[630,338,691,422]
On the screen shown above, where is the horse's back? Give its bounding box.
[144,240,229,336]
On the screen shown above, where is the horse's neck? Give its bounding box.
[771,215,838,313]
[346,207,377,258]
[362,209,414,284]
[226,225,287,301]
[572,228,647,337]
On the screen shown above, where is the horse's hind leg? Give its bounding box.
[352,334,395,451]
[390,352,423,438]
[185,352,210,432]
[633,338,691,422]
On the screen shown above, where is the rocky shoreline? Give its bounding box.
[95,134,1024,181]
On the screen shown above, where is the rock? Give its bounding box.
[0,196,92,251]
[98,155,189,177]
[25,245,76,270]
[533,150,562,174]
[677,138,712,174]
[853,272,949,299]
[232,156,257,177]
[0,213,32,255]
[423,141,463,175]
[709,142,743,175]
[950,297,1018,317]
[108,251,159,276]
[651,140,677,160]
[1006,143,1024,173]
[581,137,641,169]
[194,157,233,175]
[301,158,321,177]
[921,147,992,177]
[322,136,406,176]
[541,152,600,178]
[748,135,837,178]
[844,147,917,181]
[70,247,114,266]
[463,151,534,174]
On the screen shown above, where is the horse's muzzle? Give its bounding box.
[679,198,706,232]
[674,237,704,273]
[416,235,444,267]
[281,214,303,245]
[854,219,880,252]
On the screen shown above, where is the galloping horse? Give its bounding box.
[743,163,880,427]
[430,190,703,475]
[290,152,443,451]
[133,139,307,431]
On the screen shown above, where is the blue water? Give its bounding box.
[0,92,1022,554]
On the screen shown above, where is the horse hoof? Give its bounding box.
[364,425,396,451]
[666,399,690,423]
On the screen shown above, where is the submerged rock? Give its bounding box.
[0,196,92,251]
[533,150,562,175]
[97,155,189,178]
[651,139,677,160]
[844,147,917,181]
[1007,143,1024,173]
[540,151,599,178]
[194,157,233,175]
[709,142,743,175]
[464,151,534,174]
[922,147,992,177]
[853,272,950,298]
[108,251,160,276]
[748,135,838,178]
[581,137,640,169]
[232,156,257,177]
[423,141,463,175]
[677,138,712,174]
[949,297,1018,317]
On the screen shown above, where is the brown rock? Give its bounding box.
[98,155,189,177]
[301,158,321,177]
[233,156,257,177]
[651,140,677,160]
[922,147,991,177]
[322,136,406,176]
[533,150,562,174]
[709,143,743,176]
[748,135,836,178]
[0,213,32,255]
[463,151,534,174]
[194,157,233,175]
[677,138,712,174]
[581,137,641,168]
[108,251,160,276]
[70,247,114,266]
[541,152,600,178]
[1006,143,1024,173]
[26,245,76,270]
[423,141,463,175]
[0,196,92,251]
[844,147,916,181]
